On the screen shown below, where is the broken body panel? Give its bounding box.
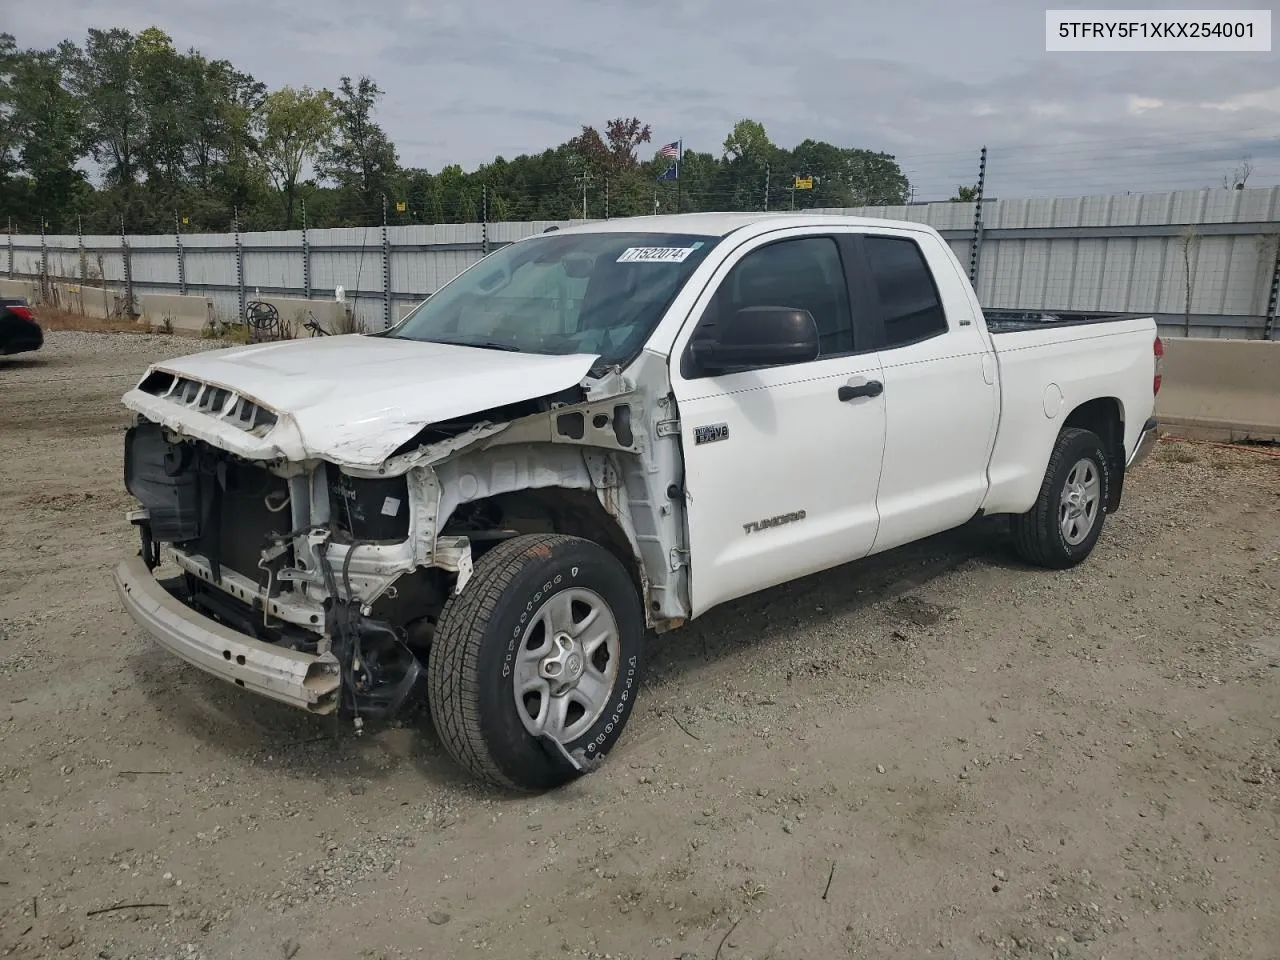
[117,332,692,718]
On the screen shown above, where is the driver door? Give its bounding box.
[669,229,887,618]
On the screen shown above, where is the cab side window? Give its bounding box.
[862,236,948,347]
[691,236,855,366]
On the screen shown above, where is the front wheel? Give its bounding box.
[426,533,646,791]
[1011,426,1113,569]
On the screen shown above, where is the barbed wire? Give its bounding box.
[3,132,1275,236]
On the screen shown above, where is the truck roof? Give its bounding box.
[544,211,939,238]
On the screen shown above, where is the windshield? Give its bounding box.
[386,231,721,367]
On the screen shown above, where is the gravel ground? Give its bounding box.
[1,331,1278,960]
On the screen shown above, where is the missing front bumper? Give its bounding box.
[114,555,341,713]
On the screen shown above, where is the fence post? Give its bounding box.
[121,217,136,318]
[301,200,312,300]
[39,215,48,302]
[968,145,987,291]
[77,214,86,282]
[381,194,391,329]
[1265,236,1280,341]
[175,214,187,296]
[6,217,12,279]
[234,211,246,324]
[481,184,489,256]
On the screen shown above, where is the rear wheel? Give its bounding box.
[426,533,645,791]
[1011,427,1112,569]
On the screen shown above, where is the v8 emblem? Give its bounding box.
[693,423,729,445]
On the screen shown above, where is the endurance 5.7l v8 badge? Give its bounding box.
[743,510,807,535]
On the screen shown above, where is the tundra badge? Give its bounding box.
[743,510,807,535]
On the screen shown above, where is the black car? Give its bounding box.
[0,296,43,355]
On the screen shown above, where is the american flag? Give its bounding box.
[658,141,680,158]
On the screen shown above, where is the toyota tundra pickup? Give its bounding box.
[113,212,1162,792]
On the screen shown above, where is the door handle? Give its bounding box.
[838,380,883,401]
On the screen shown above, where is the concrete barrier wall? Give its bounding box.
[1156,338,1280,442]
[246,296,352,336]
[140,293,215,334]
[0,276,127,317]
[50,282,125,318]
[0,278,39,303]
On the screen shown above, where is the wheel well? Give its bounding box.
[1063,397,1125,511]
[441,487,644,599]
[375,488,649,654]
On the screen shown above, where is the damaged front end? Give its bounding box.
[115,343,693,730]
[118,417,442,723]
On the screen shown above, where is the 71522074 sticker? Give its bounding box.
[616,246,697,263]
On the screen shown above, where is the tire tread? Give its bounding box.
[427,533,580,791]
[1011,427,1106,570]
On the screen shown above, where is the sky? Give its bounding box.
[8,0,1279,202]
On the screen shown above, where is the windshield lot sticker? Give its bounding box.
[617,246,697,263]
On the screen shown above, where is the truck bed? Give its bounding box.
[983,309,1151,334]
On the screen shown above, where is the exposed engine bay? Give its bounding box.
[119,371,685,729]
[124,417,441,722]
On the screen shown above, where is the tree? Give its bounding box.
[185,57,267,229]
[6,45,85,229]
[256,85,334,228]
[1179,224,1201,336]
[135,28,191,199]
[318,75,398,219]
[1,27,916,232]
[1222,156,1253,190]
[951,184,979,202]
[722,119,771,161]
[64,28,146,227]
[0,33,22,201]
[567,117,654,217]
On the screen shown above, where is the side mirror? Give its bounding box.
[690,306,820,375]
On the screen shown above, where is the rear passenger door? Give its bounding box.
[850,230,1000,553]
[669,229,887,617]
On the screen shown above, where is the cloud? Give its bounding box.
[1128,96,1164,113]
[7,0,1277,201]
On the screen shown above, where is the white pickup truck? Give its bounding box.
[114,212,1162,791]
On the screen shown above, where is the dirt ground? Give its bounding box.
[2,331,1278,960]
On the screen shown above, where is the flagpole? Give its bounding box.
[676,139,682,213]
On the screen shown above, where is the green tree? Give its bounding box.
[7,45,85,230]
[0,33,22,207]
[722,118,771,162]
[134,29,191,198]
[2,29,915,232]
[64,28,146,227]
[318,75,398,220]
[716,119,779,211]
[256,85,334,228]
[185,58,268,229]
[950,184,979,202]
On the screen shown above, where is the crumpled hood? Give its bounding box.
[122,333,600,467]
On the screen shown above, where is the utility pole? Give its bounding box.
[576,168,592,221]
[764,162,770,212]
